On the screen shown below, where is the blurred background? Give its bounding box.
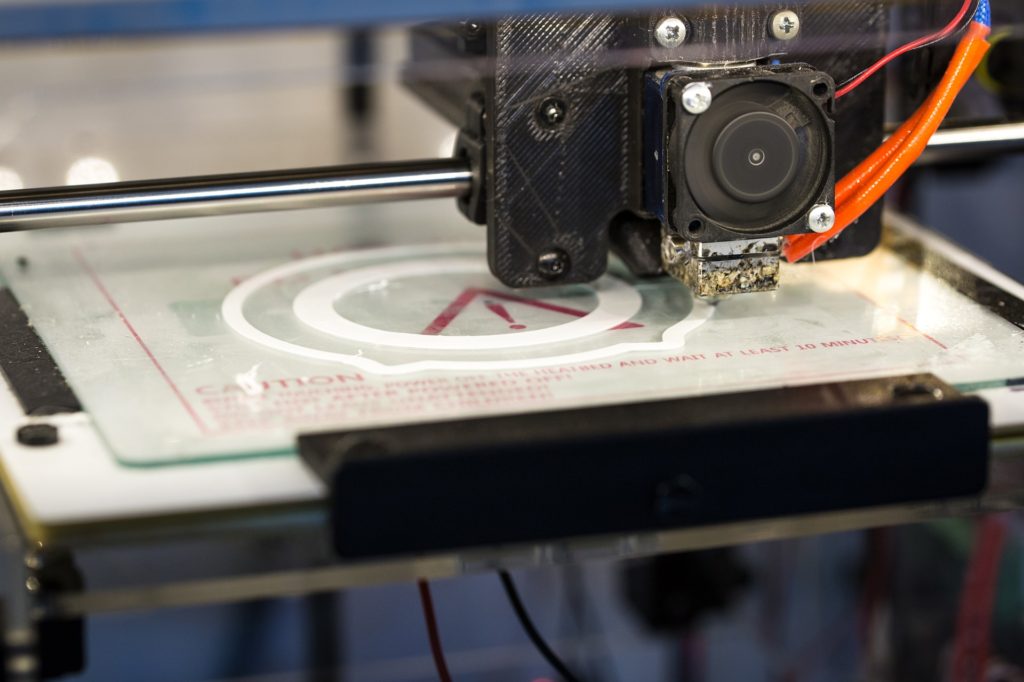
[64,519,1024,680]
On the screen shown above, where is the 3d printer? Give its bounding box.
[0,2,1022,678]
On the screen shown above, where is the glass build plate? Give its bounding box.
[1,202,1023,466]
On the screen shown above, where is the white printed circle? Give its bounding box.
[291,258,641,351]
[221,243,714,375]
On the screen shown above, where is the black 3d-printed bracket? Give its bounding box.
[300,373,989,559]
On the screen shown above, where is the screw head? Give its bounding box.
[537,249,569,279]
[654,17,687,48]
[16,423,58,447]
[893,383,945,401]
[808,204,836,233]
[537,98,566,127]
[681,82,713,115]
[24,551,44,571]
[770,10,801,40]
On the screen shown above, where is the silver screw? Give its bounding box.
[681,82,713,115]
[24,552,43,571]
[655,17,687,48]
[538,99,566,126]
[537,249,569,279]
[808,204,836,233]
[770,10,801,40]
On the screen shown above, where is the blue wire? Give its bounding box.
[974,0,991,28]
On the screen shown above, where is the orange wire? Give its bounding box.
[784,22,991,263]
[837,15,989,205]
[836,105,925,207]
[839,34,987,233]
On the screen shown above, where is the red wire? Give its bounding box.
[836,0,975,99]
[858,528,888,648]
[951,517,1006,682]
[418,579,453,682]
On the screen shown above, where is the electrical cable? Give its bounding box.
[498,570,584,682]
[785,24,988,261]
[951,516,1006,682]
[417,579,453,682]
[836,0,978,99]
[835,103,926,207]
[784,2,992,263]
[857,529,887,648]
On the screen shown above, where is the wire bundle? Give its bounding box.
[783,0,992,263]
[418,573,583,682]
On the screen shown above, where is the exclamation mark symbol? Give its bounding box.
[484,300,526,329]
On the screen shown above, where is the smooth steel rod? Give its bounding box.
[0,119,1018,233]
[918,121,1024,164]
[0,158,472,231]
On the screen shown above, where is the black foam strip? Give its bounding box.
[0,287,82,415]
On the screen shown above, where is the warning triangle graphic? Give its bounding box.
[422,288,643,335]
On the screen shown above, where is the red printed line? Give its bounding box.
[422,287,480,335]
[74,249,210,435]
[900,319,948,351]
[423,287,642,335]
[851,290,948,351]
